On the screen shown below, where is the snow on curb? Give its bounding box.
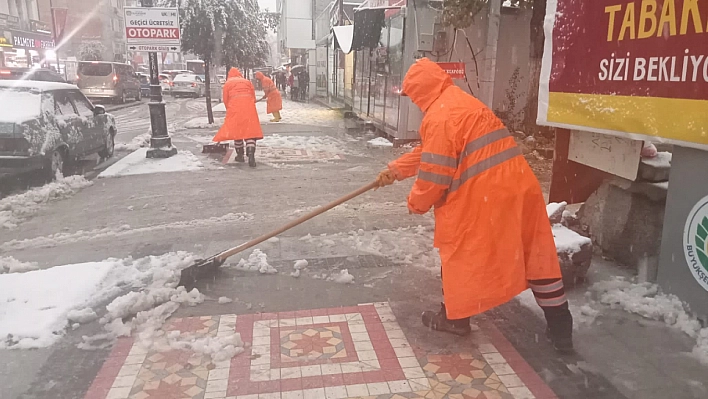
[0,176,93,229]
[115,131,150,152]
[98,148,204,178]
[0,256,39,274]
[1,213,254,252]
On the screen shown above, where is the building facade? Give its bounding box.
[51,0,127,63]
[314,0,532,140]
[0,0,55,67]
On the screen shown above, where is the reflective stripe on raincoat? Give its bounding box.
[213,68,263,142]
[389,58,561,319]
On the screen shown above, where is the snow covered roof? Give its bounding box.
[0,80,78,92]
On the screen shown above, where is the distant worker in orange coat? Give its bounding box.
[375,58,573,353]
[255,71,282,122]
[212,68,263,167]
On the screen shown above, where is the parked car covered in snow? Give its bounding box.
[0,81,117,180]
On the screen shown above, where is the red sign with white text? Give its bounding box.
[437,62,466,79]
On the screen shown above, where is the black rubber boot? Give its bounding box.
[234,147,245,163]
[421,303,472,336]
[543,303,574,354]
[247,147,256,168]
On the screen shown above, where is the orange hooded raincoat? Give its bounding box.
[255,72,282,114]
[389,58,561,320]
[213,69,263,142]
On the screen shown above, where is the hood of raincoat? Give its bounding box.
[228,68,242,79]
[255,72,265,80]
[402,58,454,112]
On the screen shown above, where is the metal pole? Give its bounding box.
[49,0,60,72]
[141,0,176,158]
[479,0,501,108]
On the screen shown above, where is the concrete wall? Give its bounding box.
[278,0,315,50]
[445,6,531,131]
[53,0,126,61]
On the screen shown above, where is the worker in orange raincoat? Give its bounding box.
[376,58,573,353]
[255,72,282,122]
[213,68,263,167]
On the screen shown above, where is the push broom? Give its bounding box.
[179,181,379,286]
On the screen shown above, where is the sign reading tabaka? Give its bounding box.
[124,7,180,47]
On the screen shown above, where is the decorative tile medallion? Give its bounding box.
[85,303,557,399]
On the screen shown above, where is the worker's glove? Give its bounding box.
[375,169,396,189]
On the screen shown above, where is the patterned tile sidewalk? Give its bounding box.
[83,303,556,399]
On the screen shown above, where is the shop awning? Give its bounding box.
[332,25,354,54]
[351,9,385,51]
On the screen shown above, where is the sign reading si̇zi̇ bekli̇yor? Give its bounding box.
[537,0,708,150]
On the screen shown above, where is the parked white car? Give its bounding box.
[170,74,205,98]
[0,81,117,180]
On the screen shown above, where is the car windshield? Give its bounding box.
[0,87,41,122]
[78,63,113,76]
[173,74,195,82]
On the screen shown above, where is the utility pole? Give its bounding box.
[140,0,177,158]
[479,0,501,108]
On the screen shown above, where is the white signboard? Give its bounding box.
[124,7,181,52]
[568,130,642,181]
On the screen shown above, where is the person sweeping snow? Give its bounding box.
[255,71,282,122]
[375,58,573,353]
[212,68,263,167]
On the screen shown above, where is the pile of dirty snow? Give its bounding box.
[114,131,150,152]
[593,277,708,365]
[0,176,93,229]
[228,249,278,274]
[367,137,394,147]
[299,226,440,269]
[99,148,204,178]
[0,256,38,274]
[184,117,224,129]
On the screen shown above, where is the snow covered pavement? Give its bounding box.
[0,175,92,229]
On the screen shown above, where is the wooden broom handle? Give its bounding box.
[215,181,379,262]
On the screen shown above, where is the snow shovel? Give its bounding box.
[179,181,380,286]
[202,142,230,154]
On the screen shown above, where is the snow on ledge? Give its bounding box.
[98,148,203,178]
[553,225,591,254]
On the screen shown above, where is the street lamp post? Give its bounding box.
[140,0,177,158]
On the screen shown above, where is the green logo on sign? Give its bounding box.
[685,196,708,291]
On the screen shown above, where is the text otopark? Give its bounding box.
[599,0,708,83]
[126,27,179,39]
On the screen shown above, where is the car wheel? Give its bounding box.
[99,130,115,159]
[45,149,65,181]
